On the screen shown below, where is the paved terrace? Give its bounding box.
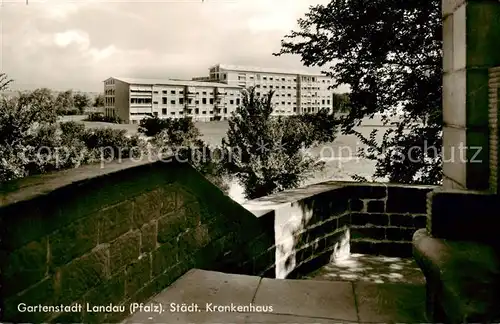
[124,269,426,324]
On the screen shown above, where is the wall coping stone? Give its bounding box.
[0,156,176,208]
[243,180,437,217]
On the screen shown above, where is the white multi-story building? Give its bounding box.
[104,64,335,124]
[206,64,334,115]
[103,77,242,124]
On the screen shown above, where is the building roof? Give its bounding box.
[210,64,327,76]
[109,77,242,88]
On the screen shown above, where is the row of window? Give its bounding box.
[236,75,331,83]
[129,97,330,107]
[149,90,237,96]
[131,98,240,105]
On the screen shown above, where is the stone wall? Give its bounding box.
[243,182,435,279]
[0,159,274,323]
[348,184,429,258]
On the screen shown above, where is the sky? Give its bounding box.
[0,0,334,92]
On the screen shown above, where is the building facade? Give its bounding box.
[104,64,335,124]
[207,64,334,115]
[103,77,242,124]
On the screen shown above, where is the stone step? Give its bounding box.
[123,268,427,324]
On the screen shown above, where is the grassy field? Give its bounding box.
[60,115,396,202]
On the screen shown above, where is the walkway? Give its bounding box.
[304,253,425,284]
[123,268,427,323]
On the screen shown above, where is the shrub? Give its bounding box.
[221,88,337,199]
[85,113,121,123]
[138,116,169,137]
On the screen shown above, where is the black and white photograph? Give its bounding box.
[1,0,500,323]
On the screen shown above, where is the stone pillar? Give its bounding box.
[490,67,500,193]
[442,0,500,191]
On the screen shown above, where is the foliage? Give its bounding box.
[85,112,121,123]
[275,0,442,184]
[0,88,61,181]
[332,93,350,114]
[55,90,75,115]
[93,93,105,107]
[150,116,229,193]
[0,86,147,182]
[138,116,169,137]
[151,117,203,148]
[80,128,146,161]
[1,73,13,91]
[61,108,81,115]
[222,87,336,199]
[73,93,92,114]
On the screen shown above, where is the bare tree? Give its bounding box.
[0,73,13,91]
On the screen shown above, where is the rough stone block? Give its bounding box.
[246,234,274,256]
[125,254,151,297]
[176,185,198,209]
[442,0,466,17]
[414,215,427,229]
[350,240,376,255]
[83,270,126,324]
[386,227,416,242]
[351,213,389,226]
[57,247,108,304]
[324,230,347,250]
[442,126,467,188]
[253,248,275,274]
[51,305,83,324]
[98,200,133,243]
[157,213,185,245]
[193,244,218,268]
[109,231,140,274]
[378,242,413,257]
[159,185,177,215]
[0,201,49,251]
[50,216,98,268]
[465,127,490,190]
[3,278,55,323]
[443,71,466,127]
[3,238,47,295]
[338,213,351,228]
[467,68,491,128]
[307,222,328,242]
[367,200,385,213]
[443,16,454,73]
[132,188,163,227]
[349,198,364,212]
[151,263,188,296]
[177,225,211,258]
[183,202,203,227]
[386,186,428,214]
[453,3,467,70]
[352,185,387,199]
[140,221,157,253]
[428,191,499,244]
[317,193,349,216]
[293,230,308,249]
[389,214,414,227]
[152,241,177,277]
[350,226,386,241]
[466,1,500,68]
